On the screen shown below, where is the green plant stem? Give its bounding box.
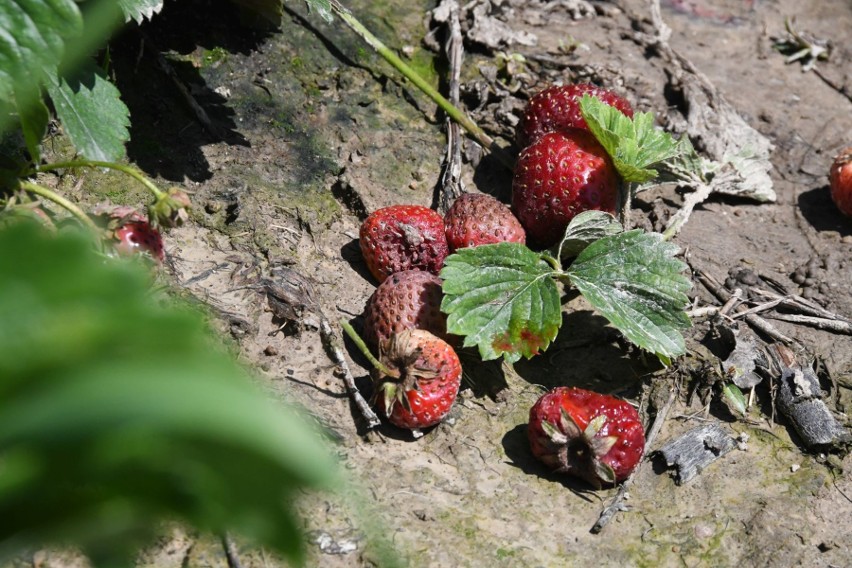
[19,180,100,232]
[328,0,515,170]
[30,160,166,200]
[340,319,393,376]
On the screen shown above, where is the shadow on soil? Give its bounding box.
[109,0,270,182]
[798,185,852,237]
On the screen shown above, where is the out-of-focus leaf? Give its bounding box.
[566,230,692,363]
[441,243,562,362]
[44,59,130,162]
[14,82,48,164]
[0,224,338,564]
[0,0,83,102]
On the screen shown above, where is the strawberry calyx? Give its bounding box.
[538,408,618,487]
[373,330,441,416]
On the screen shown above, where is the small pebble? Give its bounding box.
[791,464,800,473]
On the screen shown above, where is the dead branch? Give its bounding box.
[435,0,466,214]
[767,345,849,449]
[691,264,794,345]
[657,424,738,485]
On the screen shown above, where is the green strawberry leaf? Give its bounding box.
[0,0,83,103]
[566,230,692,362]
[580,94,684,184]
[441,243,562,363]
[557,211,623,260]
[0,223,338,563]
[45,59,130,162]
[117,0,165,23]
[303,0,334,23]
[721,383,748,417]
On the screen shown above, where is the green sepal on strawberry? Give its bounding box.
[360,204,449,283]
[528,387,645,487]
[373,329,462,430]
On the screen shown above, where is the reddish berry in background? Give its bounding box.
[444,193,526,252]
[359,204,449,283]
[528,386,645,487]
[373,329,462,430]
[512,129,619,249]
[114,220,165,263]
[516,83,634,148]
[829,147,852,217]
[363,269,449,348]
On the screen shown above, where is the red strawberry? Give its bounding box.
[359,205,449,283]
[114,220,165,263]
[512,129,619,248]
[829,147,852,217]
[373,329,462,430]
[516,83,634,148]
[444,193,526,252]
[528,387,645,487]
[363,269,449,348]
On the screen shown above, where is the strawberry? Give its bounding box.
[527,386,645,487]
[363,269,449,348]
[359,205,449,283]
[373,329,462,430]
[444,193,526,252]
[512,129,619,248]
[516,83,634,148]
[114,220,165,263]
[829,147,852,217]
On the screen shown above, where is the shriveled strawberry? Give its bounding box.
[512,129,619,248]
[516,83,634,148]
[528,387,645,487]
[359,205,449,283]
[363,270,448,348]
[444,193,526,252]
[373,329,462,430]
[115,221,165,263]
[829,147,852,217]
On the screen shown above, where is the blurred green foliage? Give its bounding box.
[0,223,338,566]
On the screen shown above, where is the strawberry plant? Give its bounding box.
[441,97,696,365]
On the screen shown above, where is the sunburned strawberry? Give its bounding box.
[363,269,448,348]
[829,147,852,217]
[528,387,645,487]
[512,129,619,248]
[373,329,462,430]
[114,220,165,263]
[516,83,634,148]
[444,193,526,252]
[359,205,449,283]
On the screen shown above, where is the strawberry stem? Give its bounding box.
[18,179,100,233]
[327,0,515,170]
[340,319,393,376]
[29,160,167,200]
